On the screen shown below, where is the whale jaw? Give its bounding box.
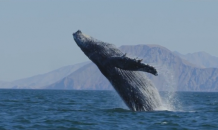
[73,30,89,48]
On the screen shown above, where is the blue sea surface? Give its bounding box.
[0,89,217,130]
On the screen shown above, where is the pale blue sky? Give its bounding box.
[0,0,218,81]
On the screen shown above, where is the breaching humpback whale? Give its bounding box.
[73,30,162,111]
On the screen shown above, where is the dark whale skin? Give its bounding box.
[73,30,162,111]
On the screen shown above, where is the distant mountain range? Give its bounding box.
[46,63,112,90]
[1,44,218,91]
[173,51,218,68]
[0,62,88,89]
[46,44,218,91]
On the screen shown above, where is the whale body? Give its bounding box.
[73,30,162,111]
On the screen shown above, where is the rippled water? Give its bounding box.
[0,89,217,130]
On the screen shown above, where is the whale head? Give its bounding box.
[73,30,101,56]
[73,30,93,53]
[73,30,120,61]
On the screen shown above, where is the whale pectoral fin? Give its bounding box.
[138,64,158,76]
[109,57,158,76]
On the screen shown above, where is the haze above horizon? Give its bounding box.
[1,0,218,81]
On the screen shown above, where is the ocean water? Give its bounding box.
[0,89,217,130]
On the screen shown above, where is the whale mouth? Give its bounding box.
[73,30,84,44]
[73,30,82,39]
[73,30,93,50]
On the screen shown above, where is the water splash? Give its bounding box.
[152,65,182,111]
